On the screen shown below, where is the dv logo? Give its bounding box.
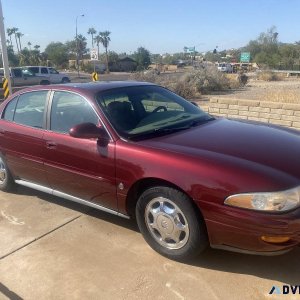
[269,285,300,295]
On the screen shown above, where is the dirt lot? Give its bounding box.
[209,77,300,103]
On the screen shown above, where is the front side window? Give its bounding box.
[49,68,59,74]
[50,91,98,134]
[96,85,213,139]
[2,97,18,121]
[41,68,48,74]
[13,91,48,128]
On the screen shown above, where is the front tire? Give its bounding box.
[0,155,15,192]
[136,186,208,261]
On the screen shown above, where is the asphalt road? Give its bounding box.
[0,186,299,300]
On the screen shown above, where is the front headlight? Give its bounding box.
[224,186,300,212]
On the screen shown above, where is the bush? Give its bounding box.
[257,71,280,81]
[130,66,247,99]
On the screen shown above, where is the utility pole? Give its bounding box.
[0,0,11,96]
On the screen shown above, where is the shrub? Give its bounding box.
[130,66,247,98]
[257,71,280,81]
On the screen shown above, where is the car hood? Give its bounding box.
[139,118,300,181]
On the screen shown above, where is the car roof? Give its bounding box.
[9,81,156,98]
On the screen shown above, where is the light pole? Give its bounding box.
[76,14,84,77]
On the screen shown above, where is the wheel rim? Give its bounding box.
[0,157,7,184]
[145,197,190,250]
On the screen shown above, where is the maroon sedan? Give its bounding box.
[0,82,299,261]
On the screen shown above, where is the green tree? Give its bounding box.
[87,27,97,47]
[134,47,151,70]
[45,42,69,67]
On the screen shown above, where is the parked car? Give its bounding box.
[217,63,233,73]
[0,67,50,87]
[25,66,70,84]
[0,82,299,261]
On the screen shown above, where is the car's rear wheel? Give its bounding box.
[0,155,15,192]
[136,186,208,261]
[61,77,70,83]
[40,80,50,85]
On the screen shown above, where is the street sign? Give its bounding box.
[240,52,250,63]
[90,48,98,61]
[92,72,98,81]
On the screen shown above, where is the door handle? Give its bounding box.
[46,141,57,149]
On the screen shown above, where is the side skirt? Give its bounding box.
[15,179,130,219]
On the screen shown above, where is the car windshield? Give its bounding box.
[96,85,213,140]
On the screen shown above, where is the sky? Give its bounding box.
[2,0,300,54]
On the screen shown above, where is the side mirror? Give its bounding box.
[190,101,199,107]
[69,122,108,139]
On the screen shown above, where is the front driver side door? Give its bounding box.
[43,91,117,211]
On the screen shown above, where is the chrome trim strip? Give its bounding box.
[15,179,129,219]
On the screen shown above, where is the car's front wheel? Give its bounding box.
[136,186,208,261]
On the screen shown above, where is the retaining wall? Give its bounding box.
[203,98,300,130]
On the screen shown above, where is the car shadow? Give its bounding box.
[15,185,300,284]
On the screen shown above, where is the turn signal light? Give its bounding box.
[261,236,291,244]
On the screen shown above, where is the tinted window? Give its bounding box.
[2,97,18,121]
[13,68,23,78]
[28,67,39,74]
[13,91,48,128]
[41,68,48,74]
[50,91,98,134]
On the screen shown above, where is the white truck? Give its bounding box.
[0,67,51,87]
[25,66,70,84]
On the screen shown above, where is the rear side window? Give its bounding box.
[28,67,39,74]
[13,91,48,128]
[2,97,18,121]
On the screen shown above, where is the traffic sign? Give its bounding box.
[90,48,98,61]
[240,52,250,63]
[92,72,98,81]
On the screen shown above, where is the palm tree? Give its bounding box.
[11,27,20,53]
[94,34,101,60]
[99,31,111,73]
[87,27,97,48]
[27,42,32,50]
[6,28,13,48]
[16,32,24,51]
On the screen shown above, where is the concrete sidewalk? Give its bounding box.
[0,186,299,300]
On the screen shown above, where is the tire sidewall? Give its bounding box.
[136,186,208,261]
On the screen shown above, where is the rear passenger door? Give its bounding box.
[0,90,50,186]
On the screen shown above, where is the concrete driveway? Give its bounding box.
[0,186,299,300]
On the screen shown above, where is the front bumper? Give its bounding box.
[198,201,300,255]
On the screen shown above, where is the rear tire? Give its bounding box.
[136,186,208,261]
[0,155,15,192]
[40,80,50,85]
[61,77,70,83]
